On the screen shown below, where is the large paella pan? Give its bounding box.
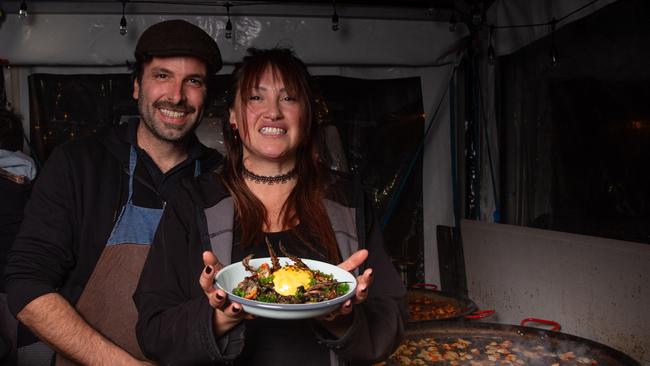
[383,321,640,366]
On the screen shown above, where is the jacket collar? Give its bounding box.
[101,117,222,173]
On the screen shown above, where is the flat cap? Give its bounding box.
[135,19,222,71]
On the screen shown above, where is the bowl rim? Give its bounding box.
[215,257,357,310]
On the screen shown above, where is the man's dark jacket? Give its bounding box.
[4,120,222,347]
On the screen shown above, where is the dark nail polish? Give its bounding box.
[361,287,368,293]
[205,266,212,274]
[216,293,224,300]
[232,306,240,313]
[368,270,373,277]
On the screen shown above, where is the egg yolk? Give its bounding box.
[272,265,314,296]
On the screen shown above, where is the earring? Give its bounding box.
[230,123,239,142]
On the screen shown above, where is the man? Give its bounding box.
[5,19,223,365]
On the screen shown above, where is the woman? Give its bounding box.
[134,48,406,365]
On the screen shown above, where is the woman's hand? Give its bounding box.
[336,249,373,314]
[317,249,374,336]
[199,251,252,336]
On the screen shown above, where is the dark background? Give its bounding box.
[499,0,650,244]
[27,72,425,275]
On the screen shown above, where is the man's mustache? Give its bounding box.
[153,100,196,114]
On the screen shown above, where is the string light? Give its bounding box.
[331,0,339,31]
[549,17,559,66]
[18,0,28,18]
[426,5,436,17]
[119,1,128,36]
[225,3,232,39]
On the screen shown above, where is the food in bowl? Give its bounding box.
[233,239,350,304]
[214,238,357,319]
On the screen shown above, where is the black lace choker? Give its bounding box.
[242,167,297,185]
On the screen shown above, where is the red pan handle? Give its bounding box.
[520,317,562,331]
[410,283,438,291]
[464,309,495,319]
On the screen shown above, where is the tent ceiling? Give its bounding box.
[20,0,488,7]
[2,0,496,21]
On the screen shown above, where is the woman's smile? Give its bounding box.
[259,126,287,136]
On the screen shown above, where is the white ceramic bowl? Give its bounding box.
[215,257,357,319]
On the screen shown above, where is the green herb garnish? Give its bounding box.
[259,275,274,285]
[256,293,277,303]
[335,283,350,295]
[233,287,245,298]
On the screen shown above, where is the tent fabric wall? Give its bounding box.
[475,0,622,224]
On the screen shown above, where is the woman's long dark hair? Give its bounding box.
[221,48,340,263]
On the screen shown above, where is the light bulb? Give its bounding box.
[549,18,559,67]
[449,14,457,32]
[550,44,559,67]
[18,0,28,18]
[472,12,482,26]
[488,26,495,65]
[120,16,127,35]
[225,19,232,39]
[225,4,233,39]
[331,12,339,31]
[119,1,127,36]
[488,44,495,65]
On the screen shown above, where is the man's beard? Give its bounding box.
[138,97,203,144]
